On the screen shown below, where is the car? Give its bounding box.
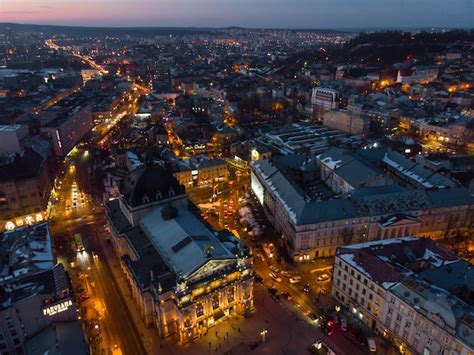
[367,338,377,352]
[78,293,90,302]
[341,318,347,331]
[307,312,318,321]
[289,276,302,284]
[320,325,333,336]
[281,291,292,300]
[317,274,330,282]
[75,286,86,294]
[269,272,282,282]
[223,222,229,228]
[254,273,263,282]
[308,340,336,355]
[268,286,278,295]
[269,265,280,273]
[280,270,291,278]
[303,283,311,293]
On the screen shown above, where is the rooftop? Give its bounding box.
[0,222,54,285]
[337,237,474,349]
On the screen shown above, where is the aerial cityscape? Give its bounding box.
[0,1,473,355]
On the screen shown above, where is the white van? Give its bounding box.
[367,338,377,352]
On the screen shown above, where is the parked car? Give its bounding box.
[281,291,292,300]
[289,276,302,284]
[367,338,377,352]
[269,272,282,282]
[280,270,291,278]
[341,318,347,331]
[317,274,330,282]
[306,312,318,321]
[320,325,333,336]
[303,283,311,292]
[268,287,278,295]
[254,273,263,282]
[269,265,280,273]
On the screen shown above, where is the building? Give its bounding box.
[40,98,93,157]
[105,158,253,343]
[171,156,228,187]
[0,223,85,354]
[396,66,439,84]
[322,109,368,135]
[0,125,29,155]
[250,153,473,262]
[254,122,353,156]
[311,87,340,112]
[0,137,54,231]
[317,148,390,193]
[332,237,474,355]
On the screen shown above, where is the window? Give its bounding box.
[196,303,204,317]
[362,288,366,295]
[212,295,219,310]
[388,307,393,315]
[396,314,402,323]
[426,338,433,348]
[405,321,411,329]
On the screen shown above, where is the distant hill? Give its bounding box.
[0,22,346,37]
[0,23,218,37]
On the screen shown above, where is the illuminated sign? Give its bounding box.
[251,172,264,205]
[43,299,73,316]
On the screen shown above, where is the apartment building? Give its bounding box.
[332,237,473,355]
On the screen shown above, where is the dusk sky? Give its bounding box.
[1,0,473,28]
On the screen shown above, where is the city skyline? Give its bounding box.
[1,0,473,29]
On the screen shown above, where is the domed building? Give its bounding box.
[120,159,185,208]
[105,160,254,343]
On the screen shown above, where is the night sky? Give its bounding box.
[1,0,473,28]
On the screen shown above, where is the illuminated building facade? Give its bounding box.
[333,237,474,355]
[105,158,253,343]
[251,154,473,262]
[0,223,83,354]
[0,136,54,232]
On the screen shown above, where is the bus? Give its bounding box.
[74,233,85,253]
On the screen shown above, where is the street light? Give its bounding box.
[260,329,268,343]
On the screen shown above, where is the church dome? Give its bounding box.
[120,159,184,207]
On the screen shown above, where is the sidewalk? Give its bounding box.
[97,232,162,354]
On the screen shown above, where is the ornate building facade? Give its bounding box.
[105,159,253,343]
